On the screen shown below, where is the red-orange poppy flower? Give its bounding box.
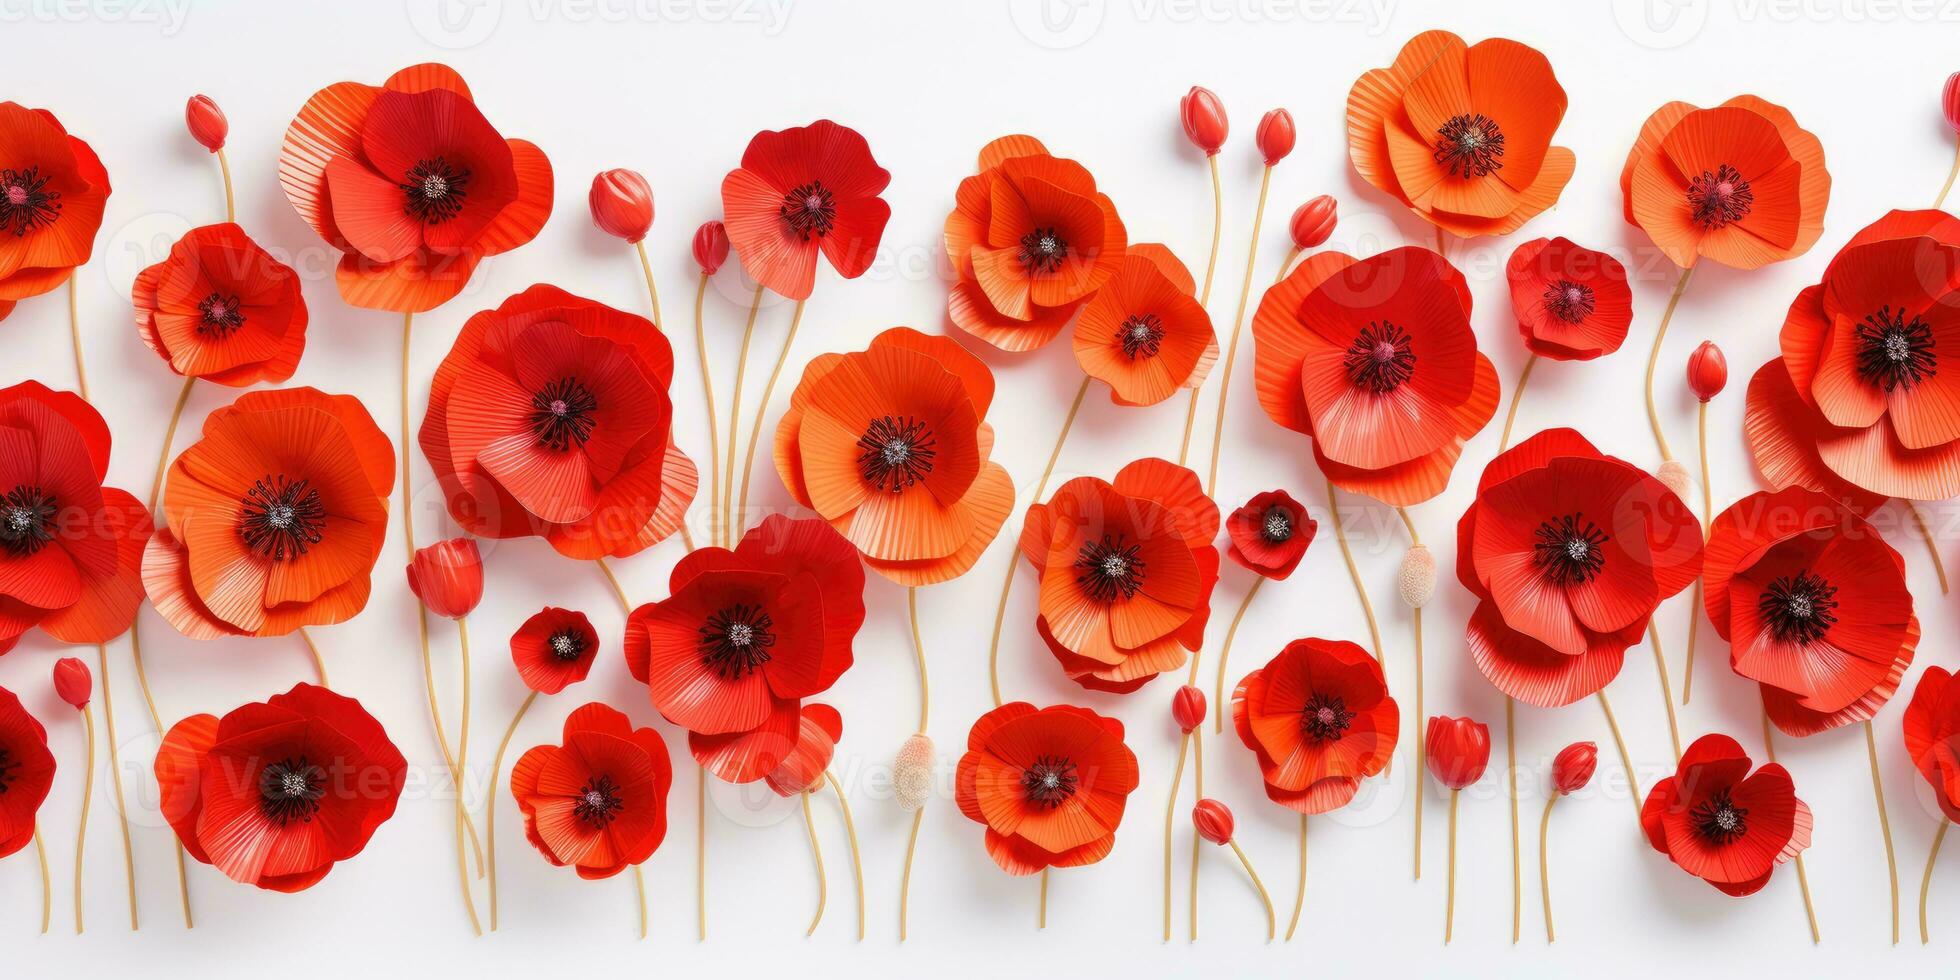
[511,606,598,695]
[0,103,109,317]
[1232,637,1398,813]
[1224,489,1315,580]
[1071,243,1216,406]
[1019,458,1219,693]
[774,326,1013,585]
[421,283,696,560]
[1622,95,1829,271]
[1746,210,1960,502]
[156,684,406,892]
[1252,245,1499,506]
[0,685,54,858]
[143,388,394,639]
[1702,487,1916,737]
[954,702,1139,875]
[721,119,889,301]
[132,223,307,387]
[278,63,552,313]
[1641,733,1811,896]
[945,135,1128,352]
[1457,428,1702,706]
[1504,237,1633,361]
[510,702,671,880]
[1903,667,1960,822]
[1346,31,1573,239]
[404,536,483,619]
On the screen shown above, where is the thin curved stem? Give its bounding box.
[1685,401,1711,705]
[736,299,806,531]
[137,377,198,929]
[1937,138,1960,211]
[1038,869,1049,929]
[73,703,96,934]
[1539,796,1558,943]
[1867,720,1900,945]
[299,627,328,688]
[1444,789,1460,944]
[215,146,236,223]
[400,312,418,557]
[486,690,537,931]
[723,285,765,548]
[1507,697,1519,944]
[1905,500,1949,595]
[898,808,924,941]
[800,788,828,936]
[897,593,927,941]
[1643,267,1694,462]
[92,645,137,930]
[692,273,721,554]
[34,826,50,934]
[1202,167,1275,497]
[1922,818,1949,943]
[1178,154,1226,466]
[1759,711,1820,943]
[455,616,478,921]
[1497,354,1537,452]
[908,588,928,732]
[987,376,1092,707]
[598,557,631,614]
[633,240,663,326]
[1227,840,1276,942]
[419,607,486,911]
[1211,580,1263,733]
[824,772,864,941]
[1324,480,1384,669]
[697,766,708,940]
[68,274,90,401]
[148,377,196,514]
[1187,727,1205,941]
[1596,690,1643,820]
[1162,731,1192,942]
[1649,623,1681,763]
[633,865,648,938]
[1284,813,1306,941]
[1399,506,1425,875]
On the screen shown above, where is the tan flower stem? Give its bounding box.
[1161,730,1192,942]
[1177,155,1225,467]
[1201,171,1279,498]
[1595,690,1642,820]
[486,689,537,931]
[1323,479,1384,676]
[454,616,480,934]
[1937,139,1960,210]
[692,273,721,553]
[1922,818,1949,943]
[697,767,708,940]
[1227,840,1276,941]
[1284,813,1306,941]
[1397,507,1424,872]
[1685,401,1712,706]
[139,375,198,927]
[1444,788,1460,944]
[1211,579,1263,734]
[418,604,486,920]
[1643,267,1694,462]
[824,771,865,940]
[68,274,90,400]
[898,808,924,941]
[1867,720,1900,944]
[299,627,328,688]
[1507,697,1519,944]
[908,589,929,731]
[633,865,648,938]
[1496,354,1538,452]
[801,788,828,936]
[1187,727,1205,941]
[723,285,765,548]
[92,644,137,930]
[1649,623,1681,763]
[596,557,652,940]
[1904,500,1949,595]
[1038,868,1049,929]
[34,826,50,934]
[898,588,928,940]
[633,240,663,326]
[215,147,236,223]
[736,298,806,538]
[1539,796,1558,943]
[1759,710,1821,943]
[987,376,1092,707]
[73,701,95,934]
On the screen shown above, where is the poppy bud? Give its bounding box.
[1425,715,1490,790]
[406,538,485,620]
[894,733,934,812]
[693,220,730,276]
[1656,458,1691,500]
[1552,741,1597,796]
[1180,86,1228,156]
[1945,72,1960,134]
[1256,108,1295,166]
[185,94,227,152]
[1398,543,1435,609]
[53,657,91,709]
[1687,340,1727,402]
[588,168,654,244]
[1172,685,1206,733]
[1192,798,1235,845]
[1289,195,1337,250]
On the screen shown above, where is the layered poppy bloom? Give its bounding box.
[1019,458,1219,693]
[1346,31,1573,239]
[1457,428,1702,706]
[1745,210,1960,502]
[156,684,406,891]
[0,686,54,858]
[0,381,150,655]
[511,702,671,879]
[144,388,394,639]
[1224,489,1315,580]
[1622,95,1829,271]
[511,606,598,695]
[1504,237,1633,361]
[421,284,696,560]
[1703,487,1916,736]
[1071,244,1216,406]
[1231,637,1398,813]
[1641,733,1811,896]
[1903,667,1960,822]
[945,135,1127,352]
[0,103,110,318]
[1252,246,1499,506]
[278,63,552,313]
[774,327,1013,585]
[133,223,307,387]
[762,703,842,797]
[721,119,889,301]
[955,702,1139,875]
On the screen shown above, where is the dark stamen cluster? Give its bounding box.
[1018,226,1069,274]
[1757,569,1839,646]
[1300,693,1355,743]
[1342,321,1417,393]
[1432,114,1506,178]
[1021,755,1079,809]
[258,757,326,826]
[780,180,837,240]
[0,747,18,794]
[1854,305,1937,392]
[529,377,599,451]
[1117,313,1165,359]
[0,485,57,557]
[1687,164,1753,229]
[197,292,246,338]
[1260,506,1294,543]
[548,629,587,662]
[0,167,62,236]
[856,415,937,493]
[1690,788,1749,845]
[1074,534,1147,602]
[1532,513,1609,586]
[699,604,775,679]
[1542,280,1597,324]
[400,157,470,225]
[573,774,626,828]
[237,476,325,561]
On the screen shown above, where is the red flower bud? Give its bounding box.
[1180,86,1228,156]
[1192,798,1235,845]
[1289,195,1337,250]
[1425,715,1490,790]
[1687,340,1728,402]
[693,220,730,276]
[1256,108,1295,167]
[53,657,91,709]
[185,94,227,153]
[1944,72,1960,134]
[406,538,485,620]
[588,168,654,244]
[1172,685,1206,733]
[1552,741,1597,796]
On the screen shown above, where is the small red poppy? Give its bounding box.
[0,686,54,858]
[1642,733,1811,896]
[405,537,484,620]
[1225,489,1316,580]
[720,119,890,301]
[133,223,308,387]
[511,606,599,696]
[1192,798,1235,844]
[52,656,90,708]
[0,103,110,318]
[1504,237,1633,361]
[954,702,1139,876]
[1172,684,1206,734]
[1552,741,1596,795]
[1903,667,1960,822]
[1232,637,1398,813]
[511,702,672,879]
[1426,715,1490,790]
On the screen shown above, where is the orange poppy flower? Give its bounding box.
[721,119,889,301]
[143,388,394,639]
[1252,246,1499,506]
[0,685,54,858]
[1071,243,1217,406]
[0,103,110,316]
[1621,95,1829,270]
[774,326,1014,586]
[133,223,307,387]
[510,702,671,880]
[954,702,1139,875]
[1231,637,1398,813]
[1504,237,1633,361]
[278,64,552,313]
[1346,31,1573,239]
[1018,458,1219,693]
[945,135,1127,352]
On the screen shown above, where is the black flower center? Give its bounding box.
[258,757,325,826]
[0,485,57,557]
[1542,280,1596,324]
[699,603,775,679]
[0,747,18,794]
[573,774,625,828]
[1018,226,1069,275]
[1690,788,1749,845]
[1432,114,1505,178]
[0,166,62,236]
[1021,754,1078,809]
[856,415,936,493]
[1118,313,1165,360]
[1300,692,1355,743]
[529,377,598,451]
[1757,569,1839,646]
[780,180,836,240]
[548,629,586,662]
[1687,164,1753,230]
[1260,506,1294,543]
[1074,534,1146,602]
[197,292,246,338]
[1855,305,1937,392]
[1533,513,1608,586]
[238,475,326,562]
[1343,321,1416,393]
[401,157,470,225]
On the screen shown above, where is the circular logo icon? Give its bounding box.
[407,0,503,50]
[1612,0,1708,50]
[1007,0,1106,50]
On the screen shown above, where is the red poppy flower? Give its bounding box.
[405,537,483,620]
[1224,489,1315,580]
[945,135,1128,352]
[0,103,110,317]
[278,63,552,313]
[1019,458,1220,693]
[1641,733,1811,896]
[510,702,671,879]
[1903,667,1960,822]
[1232,637,1398,813]
[1702,486,1916,737]
[143,388,393,639]
[1252,246,1499,506]
[132,223,308,387]
[1426,715,1491,790]
[511,606,598,695]
[954,702,1139,875]
[421,283,697,560]
[1071,244,1217,406]
[156,684,406,892]
[774,326,1013,585]
[1504,237,1633,361]
[762,702,842,797]
[0,686,54,858]
[721,119,889,301]
[1456,428,1702,707]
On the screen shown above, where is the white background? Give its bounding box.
[4,0,1960,976]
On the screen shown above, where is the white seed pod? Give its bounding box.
[894,733,934,812]
[1656,458,1691,500]
[1398,543,1436,609]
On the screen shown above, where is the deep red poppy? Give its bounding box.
[0,686,54,858]
[1641,733,1811,896]
[133,223,308,387]
[1224,489,1316,580]
[511,606,599,696]
[1232,637,1398,813]
[954,702,1139,875]
[1903,667,1960,823]
[1504,237,1633,361]
[721,119,889,301]
[511,702,672,879]
[0,103,110,317]
[1425,715,1491,790]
